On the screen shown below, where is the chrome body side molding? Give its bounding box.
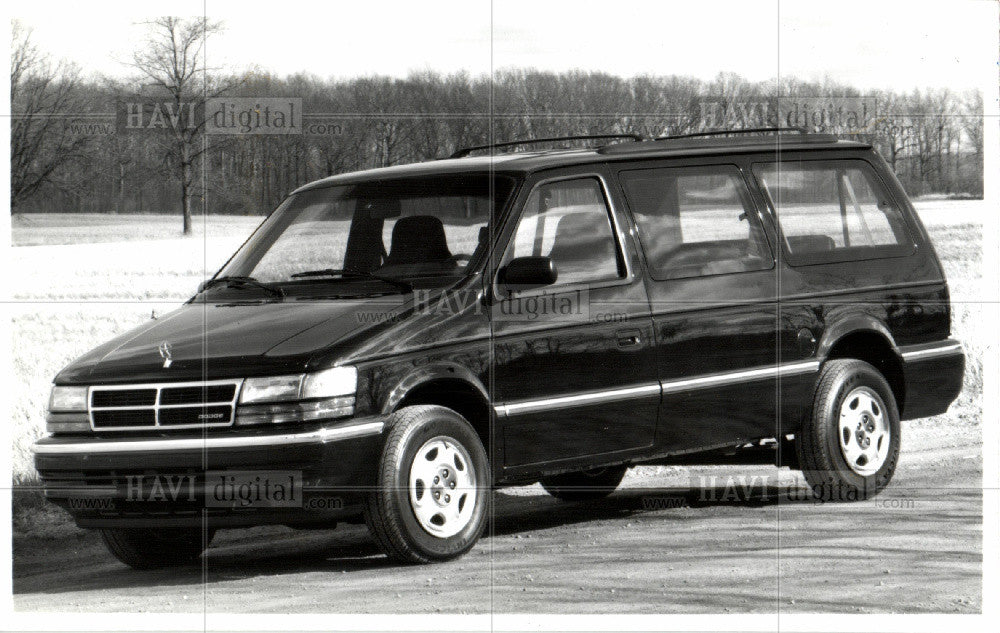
[659,361,819,395]
[898,339,964,362]
[496,360,820,417]
[497,383,661,418]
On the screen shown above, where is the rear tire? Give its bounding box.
[100,527,214,569]
[541,465,628,501]
[364,405,489,564]
[797,359,900,501]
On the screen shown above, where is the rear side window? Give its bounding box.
[753,160,914,265]
[619,165,773,280]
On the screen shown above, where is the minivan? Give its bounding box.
[34,129,965,567]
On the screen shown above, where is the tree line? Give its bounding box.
[11,19,984,228]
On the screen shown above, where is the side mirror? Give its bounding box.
[197,280,209,293]
[498,256,558,291]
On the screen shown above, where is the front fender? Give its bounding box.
[381,362,490,415]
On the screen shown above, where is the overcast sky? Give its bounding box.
[8,0,998,92]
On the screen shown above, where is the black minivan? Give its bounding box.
[34,129,964,567]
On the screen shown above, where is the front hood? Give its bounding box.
[56,296,408,384]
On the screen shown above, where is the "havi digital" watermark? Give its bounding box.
[697,96,878,134]
[206,97,302,135]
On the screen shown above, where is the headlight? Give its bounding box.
[301,366,358,399]
[48,386,88,412]
[238,375,303,404]
[235,366,358,425]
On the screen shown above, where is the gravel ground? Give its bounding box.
[12,426,981,614]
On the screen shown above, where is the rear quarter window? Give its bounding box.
[752,159,915,266]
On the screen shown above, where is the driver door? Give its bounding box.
[490,170,658,474]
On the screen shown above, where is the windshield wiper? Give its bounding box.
[289,268,413,293]
[200,276,284,299]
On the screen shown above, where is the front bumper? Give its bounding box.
[32,417,385,528]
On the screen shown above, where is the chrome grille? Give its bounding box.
[88,380,243,431]
[92,409,156,427]
[92,389,156,407]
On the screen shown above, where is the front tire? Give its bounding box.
[364,405,489,564]
[797,359,901,501]
[541,465,628,501]
[100,527,214,569]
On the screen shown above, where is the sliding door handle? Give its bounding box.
[616,329,642,347]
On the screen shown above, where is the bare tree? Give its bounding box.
[14,64,983,213]
[10,20,91,210]
[872,90,919,172]
[961,90,983,162]
[131,17,223,233]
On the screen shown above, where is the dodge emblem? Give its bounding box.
[158,341,173,368]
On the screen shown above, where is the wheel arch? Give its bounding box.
[819,323,905,414]
[382,364,492,449]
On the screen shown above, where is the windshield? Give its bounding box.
[217,174,517,294]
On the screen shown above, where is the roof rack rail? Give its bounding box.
[597,126,844,155]
[449,133,645,159]
[653,126,808,141]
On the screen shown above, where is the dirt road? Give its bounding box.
[12,424,981,614]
